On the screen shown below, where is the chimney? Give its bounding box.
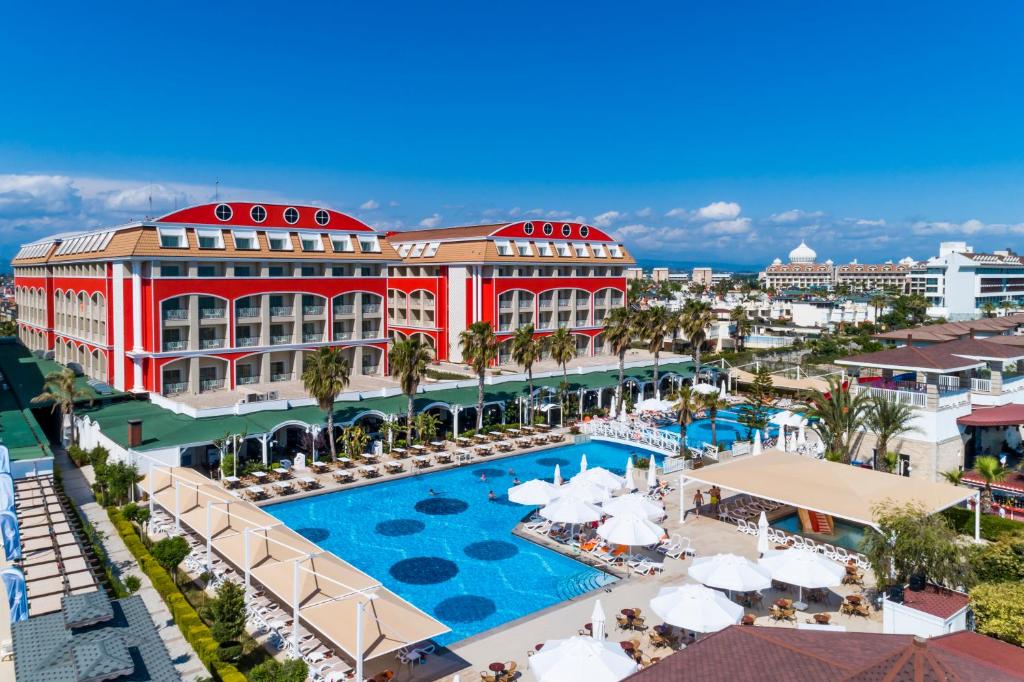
[906,333,913,347]
[127,419,142,448]
[970,328,976,339]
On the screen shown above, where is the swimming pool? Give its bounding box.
[772,513,868,551]
[662,406,780,450]
[265,441,660,644]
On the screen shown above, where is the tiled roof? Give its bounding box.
[899,586,969,620]
[875,315,1024,342]
[837,344,987,372]
[765,263,834,273]
[930,631,1024,678]
[836,263,909,273]
[62,591,113,629]
[387,223,505,241]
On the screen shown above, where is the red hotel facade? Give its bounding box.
[12,203,633,399]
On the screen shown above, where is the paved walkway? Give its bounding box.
[55,450,208,681]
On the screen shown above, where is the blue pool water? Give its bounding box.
[662,407,780,450]
[773,513,868,551]
[265,441,661,644]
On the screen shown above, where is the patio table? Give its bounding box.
[223,476,240,487]
[273,467,290,477]
[252,471,268,480]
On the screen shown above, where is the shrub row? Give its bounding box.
[942,507,1024,542]
[108,508,247,682]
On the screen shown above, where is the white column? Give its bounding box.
[355,600,365,682]
[132,261,143,352]
[243,527,251,597]
[453,406,460,436]
[174,482,181,530]
[111,262,126,390]
[974,491,981,541]
[261,434,269,465]
[292,559,301,653]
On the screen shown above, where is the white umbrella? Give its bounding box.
[757,512,770,557]
[597,514,664,547]
[563,478,613,504]
[752,430,762,456]
[797,424,806,447]
[580,454,589,473]
[646,457,658,491]
[693,383,719,396]
[635,398,674,412]
[617,409,629,424]
[624,457,635,491]
[602,493,665,521]
[719,380,727,400]
[576,467,626,490]
[554,464,563,486]
[649,584,743,633]
[508,479,562,506]
[591,599,606,641]
[759,548,845,603]
[540,495,603,524]
[529,636,637,682]
[688,553,772,593]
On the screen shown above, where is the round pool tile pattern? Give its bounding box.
[463,540,519,561]
[295,527,330,543]
[389,557,459,585]
[434,595,497,623]
[414,497,469,516]
[471,467,506,479]
[375,519,426,537]
[536,457,570,467]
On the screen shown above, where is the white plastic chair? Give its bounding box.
[834,547,850,562]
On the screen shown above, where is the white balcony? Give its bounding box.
[302,333,323,342]
[271,306,294,317]
[970,377,992,392]
[271,372,292,382]
[162,381,188,396]
[334,331,353,341]
[362,304,381,314]
[236,337,259,347]
[199,338,225,349]
[200,378,225,392]
[200,308,226,320]
[237,375,260,385]
[334,304,354,315]
[499,301,513,310]
[271,335,292,345]
[162,340,186,351]
[163,309,188,320]
[236,307,260,319]
[303,305,325,315]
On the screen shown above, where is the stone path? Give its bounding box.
[55,449,209,681]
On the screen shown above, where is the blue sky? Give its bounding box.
[2,1,1024,267]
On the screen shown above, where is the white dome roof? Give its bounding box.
[899,256,916,265]
[788,241,817,263]
[825,258,834,266]
[772,257,782,265]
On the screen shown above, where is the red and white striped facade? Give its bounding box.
[12,203,633,399]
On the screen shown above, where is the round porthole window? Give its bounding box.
[283,207,300,224]
[579,225,590,238]
[315,209,330,226]
[561,223,572,237]
[250,205,267,223]
[523,222,534,236]
[543,222,554,236]
[214,204,233,221]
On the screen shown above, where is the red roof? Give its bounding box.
[931,631,1024,678]
[154,203,375,232]
[957,403,1024,427]
[900,586,969,619]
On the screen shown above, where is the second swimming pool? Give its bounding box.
[661,406,781,451]
[265,441,661,644]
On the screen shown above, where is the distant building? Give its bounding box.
[836,261,910,293]
[651,267,669,282]
[760,241,911,292]
[691,267,713,287]
[907,241,1024,320]
[625,267,644,280]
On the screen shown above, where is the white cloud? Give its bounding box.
[593,210,623,228]
[909,218,1011,236]
[0,174,81,217]
[768,209,824,224]
[703,218,752,235]
[665,207,688,219]
[635,207,653,218]
[99,183,192,213]
[360,199,380,210]
[418,213,442,228]
[854,218,886,227]
[696,201,742,220]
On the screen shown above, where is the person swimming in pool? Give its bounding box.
[480,473,487,482]
[508,468,516,477]
[428,488,439,496]
[512,476,522,485]
[488,490,496,501]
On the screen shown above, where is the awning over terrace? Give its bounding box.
[956,404,1024,427]
[142,467,448,661]
[677,451,978,536]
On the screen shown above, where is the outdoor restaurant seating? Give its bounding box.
[332,469,354,483]
[770,599,796,621]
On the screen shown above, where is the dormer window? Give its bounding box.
[593,244,607,257]
[425,242,440,257]
[266,231,293,251]
[300,234,324,251]
[398,243,412,257]
[196,228,224,249]
[515,241,533,256]
[232,230,258,250]
[573,243,589,257]
[411,242,426,257]
[157,226,187,248]
[555,242,571,257]
[609,244,623,258]
[331,235,354,252]
[357,235,381,252]
[537,242,553,257]
[496,240,513,256]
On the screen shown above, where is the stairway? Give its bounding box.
[807,510,834,534]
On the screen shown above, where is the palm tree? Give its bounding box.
[603,307,636,416]
[548,327,576,387]
[389,338,433,445]
[460,321,499,430]
[414,412,440,445]
[802,375,870,463]
[511,325,542,425]
[981,302,996,318]
[729,306,751,352]
[640,306,673,396]
[940,469,964,486]
[680,300,714,378]
[998,300,1015,315]
[32,368,96,445]
[301,348,351,462]
[864,396,920,471]
[699,392,728,447]
[670,384,697,456]
[973,455,1008,511]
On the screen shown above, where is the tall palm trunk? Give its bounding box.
[527,368,534,426]
[477,372,485,430]
[678,417,688,456]
[327,411,337,461]
[652,350,660,398]
[67,403,76,445]
[710,405,718,446]
[407,394,415,444]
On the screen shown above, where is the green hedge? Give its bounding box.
[108,508,245,682]
[942,507,1024,542]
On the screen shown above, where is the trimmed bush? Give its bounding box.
[943,507,1024,541]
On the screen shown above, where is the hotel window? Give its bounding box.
[232,230,258,250]
[331,235,354,252]
[300,234,324,251]
[537,242,553,257]
[523,222,534,235]
[197,265,217,277]
[157,227,186,248]
[315,209,331,226]
[592,244,607,257]
[266,231,293,251]
[250,205,267,223]
[555,242,571,257]
[580,225,590,238]
[269,266,285,277]
[573,243,589,257]
[161,264,181,277]
[543,222,554,236]
[196,228,224,249]
[357,235,381,253]
[411,242,426,257]
[495,240,513,256]
[398,243,412,257]
[284,207,300,224]
[609,244,623,258]
[515,241,532,257]
[561,224,572,237]
[234,265,252,277]
[424,242,440,257]
[301,266,316,277]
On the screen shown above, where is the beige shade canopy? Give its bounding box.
[143,467,448,659]
[680,451,975,528]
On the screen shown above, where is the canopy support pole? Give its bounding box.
[243,527,251,598]
[174,482,181,530]
[974,491,981,542]
[205,501,212,569]
[355,599,364,682]
[292,558,300,654]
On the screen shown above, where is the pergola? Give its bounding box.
[142,467,447,679]
[677,451,981,540]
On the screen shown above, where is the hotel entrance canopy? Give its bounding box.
[678,452,979,537]
[957,403,1024,427]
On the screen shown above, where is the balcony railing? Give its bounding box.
[423,300,436,310]
[302,333,323,342]
[162,382,188,396]
[303,305,325,315]
[362,304,381,314]
[362,365,379,375]
[362,328,381,338]
[853,384,927,408]
[334,304,354,315]
[577,300,590,309]
[499,301,513,310]
[200,378,225,392]
[236,307,260,319]
[558,299,571,307]
[271,372,292,382]
[518,300,532,310]
[334,331,353,341]
[162,340,186,351]
[971,377,993,392]
[199,338,225,349]
[236,337,259,347]
[271,335,293,345]
[200,308,226,319]
[163,309,188,320]
[270,306,294,317]
[237,375,260,385]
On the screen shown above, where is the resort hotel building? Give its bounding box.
[759,241,912,293]
[907,241,1024,320]
[10,202,633,401]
